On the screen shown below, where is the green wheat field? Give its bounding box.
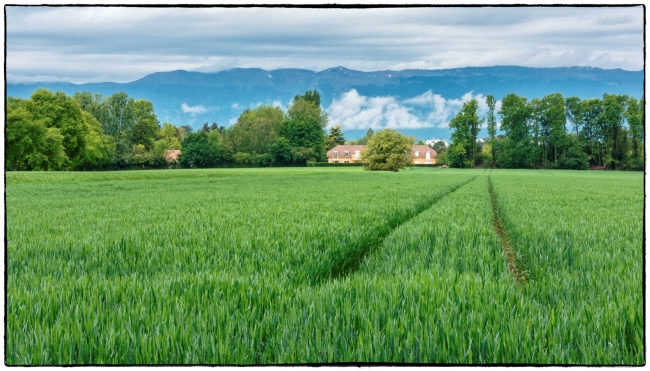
[6,167,644,365]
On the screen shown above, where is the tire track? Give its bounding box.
[488,175,529,285]
[311,175,479,285]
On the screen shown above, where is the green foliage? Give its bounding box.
[361,129,413,171]
[26,89,89,168]
[177,131,220,168]
[269,137,295,166]
[449,99,483,167]
[431,140,447,153]
[275,90,328,165]
[326,125,346,150]
[130,99,159,150]
[565,96,583,136]
[5,103,48,171]
[498,94,533,168]
[229,105,286,155]
[436,150,449,165]
[130,143,153,168]
[158,122,182,150]
[448,143,467,168]
[558,139,589,170]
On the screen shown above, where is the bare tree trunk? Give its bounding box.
[13,159,18,171]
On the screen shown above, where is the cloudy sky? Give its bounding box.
[6,6,644,84]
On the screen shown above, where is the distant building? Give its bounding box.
[326,145,366,163]
[164,148,181,168]
[425,138,449,148]
[411,145,438,165]
[327,145,437,165]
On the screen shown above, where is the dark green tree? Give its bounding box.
[178,131,219,168]
[565,96,583,136]
[626,97,644,170]
[131,99,159,150]
[485,94,497,168]
[276,90,328,165]
[326,125,346,150]
[449,99,483,167]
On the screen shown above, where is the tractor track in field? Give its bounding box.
[488,175,529,285]
[313,175,479,285]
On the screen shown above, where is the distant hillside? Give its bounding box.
[7,66,644,140]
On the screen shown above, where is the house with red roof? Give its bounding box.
[326,145,437,164]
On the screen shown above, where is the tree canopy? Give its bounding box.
[361,129,413,172]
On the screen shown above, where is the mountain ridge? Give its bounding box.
[7,65,644,140]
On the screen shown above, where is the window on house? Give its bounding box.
[415,150,420,157]
[344,150,349,156]
[355,150,360,159]
[333,151,338,159]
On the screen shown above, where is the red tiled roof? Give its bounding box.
[327,145,367,158]
[327,144,437,158]
[411,145,437,158]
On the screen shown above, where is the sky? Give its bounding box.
[6,6,644,84]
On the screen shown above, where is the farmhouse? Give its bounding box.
[327,145,438,164]
[326,145,366,163]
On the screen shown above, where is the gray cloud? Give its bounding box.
[6,6,643,83]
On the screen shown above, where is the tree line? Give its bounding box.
[445,92,644,170]
[6,89,342,170]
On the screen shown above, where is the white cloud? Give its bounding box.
[181,103,208,115]
[327,89,430,130]
[272,100,282,108]
[327,89,504,131]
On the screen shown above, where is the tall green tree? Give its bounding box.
[449,99,483,167]
[275,90,328,164]
[625,97,644,169]
[498,93,533,168]
[77,111,115,169]
[580,98,605,167]
[565,96,583,136]
[6,103,47,171]
[131,99,159,150]
[26,89,89,168]
[326,125,346,150]
[602,94,627,169]
[537,93,567,166]
[485,94,498,168]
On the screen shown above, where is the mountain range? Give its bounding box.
[7,66,644,140]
